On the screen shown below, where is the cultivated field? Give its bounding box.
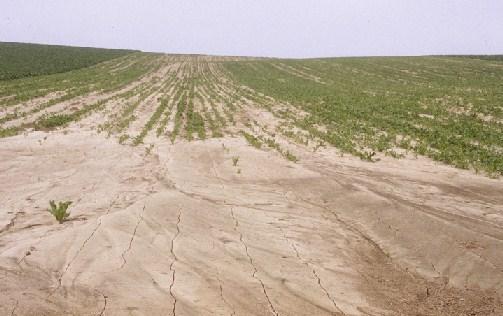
[1,45,503,315]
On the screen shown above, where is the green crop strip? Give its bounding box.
[240,130,262,148]
[171,90,187,143]
[182,64,209,141]
[157,78,185,136]
[133,75,176,145]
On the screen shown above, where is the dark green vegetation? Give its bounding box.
[0,42,134,80]
[225,57,503,175]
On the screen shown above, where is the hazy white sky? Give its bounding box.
[1,0,502,58]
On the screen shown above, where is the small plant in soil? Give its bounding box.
[232,156,239,166]
[145,144,154,156]
[118,134,129,144]
[48,200,72,223]
[360,150,376,162]
[284,150,298,162]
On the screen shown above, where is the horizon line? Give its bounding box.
[2,40,502,60]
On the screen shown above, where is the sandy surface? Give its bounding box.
[1,56,503,316]
[1,130,502,315]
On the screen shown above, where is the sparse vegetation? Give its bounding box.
[232,156,239,166]
[241,130,262,148]
[0,127,18,138]
[360,150,377,162]
[0,53,161,139]
[145,144,154,155]
[284,150,298,162]
[133,95,170,145]
[118,134,130,144]
[35,114,73,129]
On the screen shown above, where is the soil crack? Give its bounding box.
[97,291,107,316]
[216,273,236,316]
[279,226,345,315]
[169,209,182,316]
[119,203,146,269]
[230,207,279,316]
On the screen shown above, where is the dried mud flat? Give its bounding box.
[1,56,503,315]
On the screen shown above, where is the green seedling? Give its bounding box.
[284,150,298,162]
[145,144,154,155]
[232,156,239,166]
[118,134,129,144]
[48,200,72,224]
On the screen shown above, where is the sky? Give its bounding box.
[1,0,503,58]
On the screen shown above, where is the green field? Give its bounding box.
[0,45,502,176]
[0,42,135,80]
[224,57,503,175]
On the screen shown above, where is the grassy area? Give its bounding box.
[0,42,135,80]
[225,57,503,175]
